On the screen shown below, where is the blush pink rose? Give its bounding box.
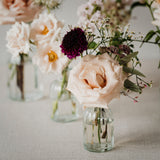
[6,22,30,57]
[67,53,125,108]
[0,0,42,24]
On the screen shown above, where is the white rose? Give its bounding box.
[30,12,64,46]
[67,53,125,108]
[6,22,30,57]
[32,41,69,74]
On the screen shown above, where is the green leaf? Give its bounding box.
[158,60,160,69]
[92,4,101,15]
[115,31,121,38]
[155,36,160,43]
[8,63,13,70]
[123,66,145,77]
[130,2,146,12]
[141,30,156,47]
[52,101,58,118]
[88,41,97,49]
[96,52,101,55]
[124,79,142,93]
[120,52,138,64]
[156,30,160,35]
[110,40,121,46]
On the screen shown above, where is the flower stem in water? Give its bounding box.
[16,55,24,100]
[52,66,68,118]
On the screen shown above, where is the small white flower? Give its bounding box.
[6,22,30,57]
[32,41,69,74]
[152,5,160,27]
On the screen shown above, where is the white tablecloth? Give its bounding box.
[0,58,160,160]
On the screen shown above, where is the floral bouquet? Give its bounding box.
[77,0,131,33]
[60,20,151,151]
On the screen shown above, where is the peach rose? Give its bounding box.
[32,42,69,74]
[67,53,125,108]
[30,13,64,46]
[0,0,42,24]
[6,22,30,57]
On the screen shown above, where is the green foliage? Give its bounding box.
[88,41,97,49]
[155,36,160,43]
[120,52,138,64]
[92,4,101,15]
[84,21,150,95]
[141,30,156,46]
[123,66,145,77]
[158,61,160,69]
[124,79,142,93]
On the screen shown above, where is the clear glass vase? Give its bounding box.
[7,55,44,101]
[50,79,81,123]
[83,107,114,152]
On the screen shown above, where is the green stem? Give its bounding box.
[7,64,16,87]
[52,64,69,118]
[68,92,76,115]
[148,4,160,31]
[126,38,160,45]
[96,108,101,144]
[16,54,24,100]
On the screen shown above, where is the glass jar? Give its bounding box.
[50,79,81,123]
[7,55,43,101]
[83,107,114,152]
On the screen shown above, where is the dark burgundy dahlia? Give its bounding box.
[60,28,88,59]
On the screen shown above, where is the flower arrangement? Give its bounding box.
[61,23,151,105]
[77,0,132,33]
[60,20,153,151]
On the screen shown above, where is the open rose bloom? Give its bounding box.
[67,53,126,108]
[6,22,30,57]
[0,0,42,24]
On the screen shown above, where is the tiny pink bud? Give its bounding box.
[134,100,138,103]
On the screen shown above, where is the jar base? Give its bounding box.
[9,91,43,102]
[83,142,114,152]
[52,114,81,123]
